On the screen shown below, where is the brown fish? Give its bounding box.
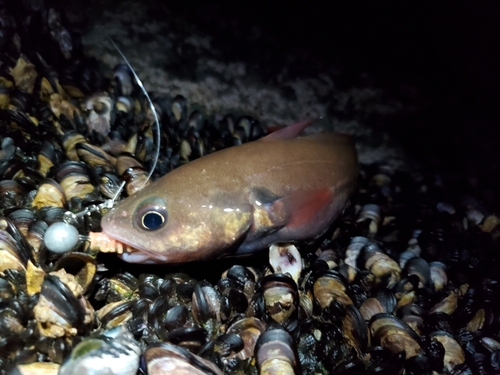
[91,120,358,263]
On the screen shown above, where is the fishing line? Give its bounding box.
[109,38,161,193]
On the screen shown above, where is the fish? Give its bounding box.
[91,120,358,263]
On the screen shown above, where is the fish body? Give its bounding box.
[99,121,358,263]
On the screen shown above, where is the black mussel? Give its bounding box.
[222,264,257,296]
[0,180,27,214]
[429,331,465,372]
[33,273,92,338]
[164,305,189,331]
[113,63,134,96]
[166,326,208,354]
[52,161,96,201]
[343,304,369,355]
[429,261,447,291]
[404,257,430,288]
[312,270,352,312]
[171,95,188,129]
[260,273,299,324]
[429,288,458,315]
[357,203,382,236]
[255,328,299,375]
[345,237,368,274]
[62,131,87,161]
[98,172,122,199]
[370,313,423,359]
[187,110,204,132]
[31,178,67,209]
[220,285,248,322]
[85,94,114,136]
[75,142,116,171]
[144,342,223,375]
[226,317,266,360]
[0,217,34,271]
[53,252,97,293]
[8,208,35,237]
[9,56,37,94]
[361,242,401,287]
[192,280,222,327]
[97,300,135,329]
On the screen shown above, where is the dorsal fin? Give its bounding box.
[261,119,315,141]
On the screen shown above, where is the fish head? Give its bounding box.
[100,183,253,263]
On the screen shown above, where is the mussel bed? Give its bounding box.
[1,2,500,375]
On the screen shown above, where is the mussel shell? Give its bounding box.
[226,317,266,360]
[97,300,135,328]
[0,180,26,212]
[0,216,34,270]
[113,63,134,96]
[75,142,116,171]
[343,304,369,354]
[192,281,221,325]
[429,331,465,371]
[255,328,299,375]
[370,312,422,358]
[59,326,140,375]
[166,326,208,353]
[144,342,223,375]
[260,273,298,324]
[312,270,352,310]
[164,305,189,331]
[40,274,86,329]
[31,178,67,209]
[53,252,97,293]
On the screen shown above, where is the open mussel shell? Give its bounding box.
[255,328,299,375]
[144,342,223,375]
[260,273,298,325]
[53,252,97,293]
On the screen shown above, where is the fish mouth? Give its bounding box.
[88,231,169,264]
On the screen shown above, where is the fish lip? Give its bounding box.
[100,225,168,261]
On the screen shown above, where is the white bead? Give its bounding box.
[44,222,80,253]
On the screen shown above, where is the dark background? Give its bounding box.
[165,1,500,193]
[46,0,500,205]
[168,1,500,167]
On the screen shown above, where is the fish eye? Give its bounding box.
[135,198,168,231]
[141,211,165,230]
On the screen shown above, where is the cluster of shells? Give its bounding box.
[2,2,500,375]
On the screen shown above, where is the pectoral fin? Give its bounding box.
[278,188,333,230]
[249,187,333,237]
